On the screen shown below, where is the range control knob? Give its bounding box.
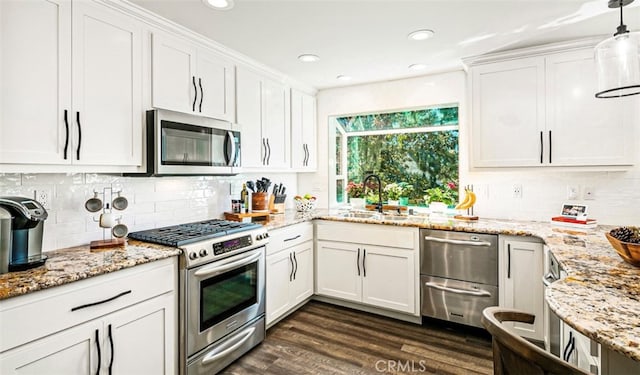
[256,234,263,240]
[265,232,270,238]
[199,249,209,257]
[189,252,198,260]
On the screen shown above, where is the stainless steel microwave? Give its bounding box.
[132,109,241,176]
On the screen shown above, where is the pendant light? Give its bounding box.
[594,0,640,98]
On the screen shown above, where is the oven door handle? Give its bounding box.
[424,281,492,297]
[194,251,261,278]
[201,326,256,366]
[423,236,492,247]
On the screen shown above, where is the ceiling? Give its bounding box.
[130,0,640,90]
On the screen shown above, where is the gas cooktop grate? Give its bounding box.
[128,219,261,247]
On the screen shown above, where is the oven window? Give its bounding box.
[200,262,258,332]
[161,120,213,166]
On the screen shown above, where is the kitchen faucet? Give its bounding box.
[363,173,383,213]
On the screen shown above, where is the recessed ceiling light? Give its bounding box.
[336,75,352,81]
[203,0,234,10]
[408,29,435,41]
[408,63,427,71]
[298,54,320,63]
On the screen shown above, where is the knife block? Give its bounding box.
[268,195,285,214]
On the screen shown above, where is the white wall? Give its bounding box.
[300,70,640,225]
[0,172,297,251]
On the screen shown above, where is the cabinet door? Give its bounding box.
[197,49,235,122]
[0,319,101,375]
[291,241,314,305]
[500,239,544,341]
[152,33,198,115]
[291,90,317,171]
[72,1,142,166]
[262,78,290,169]
[266,250,293,326]
[472,57,546,167]
[545,49,637,166]
[0,0,71,165]
[236,67,264,168]
[316,241,361,303]
[361,245,415,314]
[106,293,176,375]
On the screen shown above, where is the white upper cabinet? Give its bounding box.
[470,44,638,168]
[0,0,142,169]
[472,57,546,167]
[152,33,235,122]
[291,89,317,171]
[545,49,637,166]
[236,66,291,170]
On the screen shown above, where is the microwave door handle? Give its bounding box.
[194,250,261,278]
[225,131,236,167]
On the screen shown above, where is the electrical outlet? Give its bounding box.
[512,184,523,198]
[34,189,52,209]
[567,185,579,200]
[584,186,595,200]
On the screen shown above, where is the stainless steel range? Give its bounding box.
[128,219,269,375]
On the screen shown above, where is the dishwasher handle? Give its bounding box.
[425,281,492,297]
[542,273,557,287]
[423,236,492,247]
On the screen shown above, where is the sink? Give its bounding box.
[380,214,409,221]
[341,212,379,219]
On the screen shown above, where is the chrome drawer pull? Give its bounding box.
[201,326,256,365]
[425,282,492,297]
[423,236,492,247]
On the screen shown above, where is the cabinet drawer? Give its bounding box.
[0,258,176,352]
[316,221,416,249]
[266,222,313,256]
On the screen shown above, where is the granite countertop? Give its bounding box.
[0,240,181,301]
[2,209,637,362]
[291,209,640,362]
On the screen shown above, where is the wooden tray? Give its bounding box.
[90,238,126,251]
[365,204,408,211]
[454,215,479,221]
[224,211,270,223]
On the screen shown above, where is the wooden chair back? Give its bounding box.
[481,307,589,375]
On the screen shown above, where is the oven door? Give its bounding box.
[186,247,265,357]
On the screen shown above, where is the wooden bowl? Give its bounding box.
[605,232,640,266]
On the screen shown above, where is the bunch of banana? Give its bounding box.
[455,189,477,210]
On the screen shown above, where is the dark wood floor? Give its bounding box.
[221,301,493,374]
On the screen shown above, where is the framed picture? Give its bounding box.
[561,203,588,220]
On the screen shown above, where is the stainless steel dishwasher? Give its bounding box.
[420,229,498,328]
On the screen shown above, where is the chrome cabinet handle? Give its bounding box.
[542,273,556,287]
[63,109,69,160]
[194,250,261,277]
[76,111,82,160]
[192,76,197,112]
[289,252,294,282]
[201,326,256,365]
[425,281,492,297]
[423,236,492,247]
[95,329,101,375]
[108,324,114,375]
[71,290,132,312]
[198,77,204,112]
[293,251,298,280]
[261,138,267,165]
[265,138,271,165]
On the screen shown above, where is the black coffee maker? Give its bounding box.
[0,196,48,273]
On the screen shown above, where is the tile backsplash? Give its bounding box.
[0,173,297,251]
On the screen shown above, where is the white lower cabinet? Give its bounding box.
[498,236,544,341]
[0,258,177,375]
[315,221,419,315]
[266,223,314,327]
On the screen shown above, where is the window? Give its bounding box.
[330,105,459,206]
